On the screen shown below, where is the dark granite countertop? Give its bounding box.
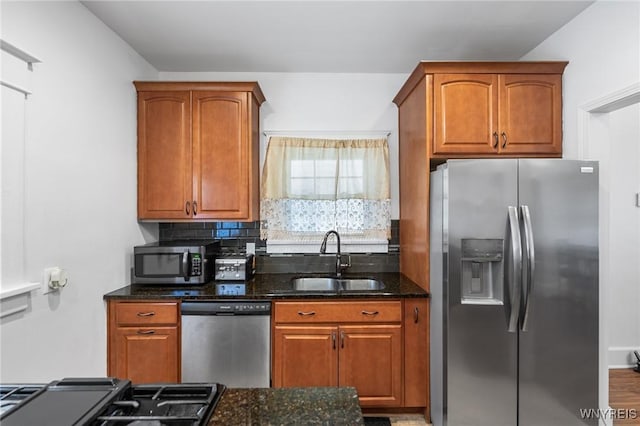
[209,387,364,425]
[103,272,428,300]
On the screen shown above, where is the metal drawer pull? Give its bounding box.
[332,331,336,350]
[361,310,379,316]
[137,330,156,335]
[501,132,508,148]
[493,132,499,149]
[193,201,198,216]
[297,311,316,316]
[414,307,419,323]
[185,201,191,215]
[137,311,156,317]
[340,330,345,348]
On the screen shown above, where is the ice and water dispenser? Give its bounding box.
[460,239,504,305]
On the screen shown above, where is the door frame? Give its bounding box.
[578,82,640,425]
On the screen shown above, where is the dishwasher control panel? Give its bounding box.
[181,301,271,315]
[222,303,271,314]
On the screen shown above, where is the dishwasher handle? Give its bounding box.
[181,301,271,315]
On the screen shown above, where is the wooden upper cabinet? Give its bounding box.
[137,91,192,219]
[395,61,567,159]
[135,82,265,221]
[434,74,498,155]
[498,74,562,155]
[192,91,249,219]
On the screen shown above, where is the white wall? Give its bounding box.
[522,1,640,159]
[0,2,158,381]
[159,72,407,219]
[607,104,640,366]
[521,0,640,415]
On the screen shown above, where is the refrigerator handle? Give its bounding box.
[520,205,535,332]
[505,206,522,333]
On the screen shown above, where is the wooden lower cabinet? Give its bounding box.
[272,300,414,409]
[111,326,179,383]
[339,325,402,406]
[273,326,338,388]
[404,299,430,415]
[107,300,180,384]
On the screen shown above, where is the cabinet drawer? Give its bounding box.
[114,302,179,326]
[274,301,401,324]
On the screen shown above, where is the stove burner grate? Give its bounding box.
[94,383,225,426]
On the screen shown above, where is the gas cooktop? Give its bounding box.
[0,378,225,426]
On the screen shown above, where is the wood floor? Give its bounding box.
[373,370,638,426]
[610,368,640,425]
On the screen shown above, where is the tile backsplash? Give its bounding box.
[159,220,400,274]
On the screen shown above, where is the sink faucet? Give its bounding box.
[320,230,350,277]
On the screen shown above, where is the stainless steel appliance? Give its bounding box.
[214,253,255,281]
[133,240,219,284]
[181,301,271,388]
[430,159,599,426]
[0,377,225,425]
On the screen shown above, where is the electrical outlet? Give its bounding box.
[42,267,59,294]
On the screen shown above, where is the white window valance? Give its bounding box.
[260,137,391,246]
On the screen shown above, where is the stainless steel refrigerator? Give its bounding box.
[430,159,599,426]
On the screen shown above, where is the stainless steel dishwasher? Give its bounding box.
[181,301,271,387]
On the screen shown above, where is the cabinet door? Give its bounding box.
[192,91,250,219]
[111,326,179,384]
[338,325,402,407]
[434,74,498,155]
[137,91,192,219]
[273,326,338,388]
[498,74,562,155]
[404,299,429,409]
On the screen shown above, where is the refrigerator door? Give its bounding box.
[443,159,519,426]
[518,159,599,425]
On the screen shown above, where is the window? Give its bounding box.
[260,137,390,253]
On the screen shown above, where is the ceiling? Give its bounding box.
[82,1,593,73]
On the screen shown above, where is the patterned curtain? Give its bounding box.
[260,137,391,241]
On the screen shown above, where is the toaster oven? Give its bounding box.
[214,254,255,281]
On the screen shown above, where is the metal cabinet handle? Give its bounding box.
[193,201,198,216]
[185,201,191,215]
[413,307,419,324]
[297,311,316,316]
[137,330,155,335]
[340,330,345,349]
[501,132,508,148]
[493,132,499,149]
[137,311,155,317]
[332,331,336,350]
[361,310,379,316]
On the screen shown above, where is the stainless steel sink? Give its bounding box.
[290,277,385,292]
[292,277,339,292]
[340,278,385,291]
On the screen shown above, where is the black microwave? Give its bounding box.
[133,240,220,285]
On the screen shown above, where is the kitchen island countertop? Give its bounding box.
[210,387,364,425]
[103,272,428,300]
